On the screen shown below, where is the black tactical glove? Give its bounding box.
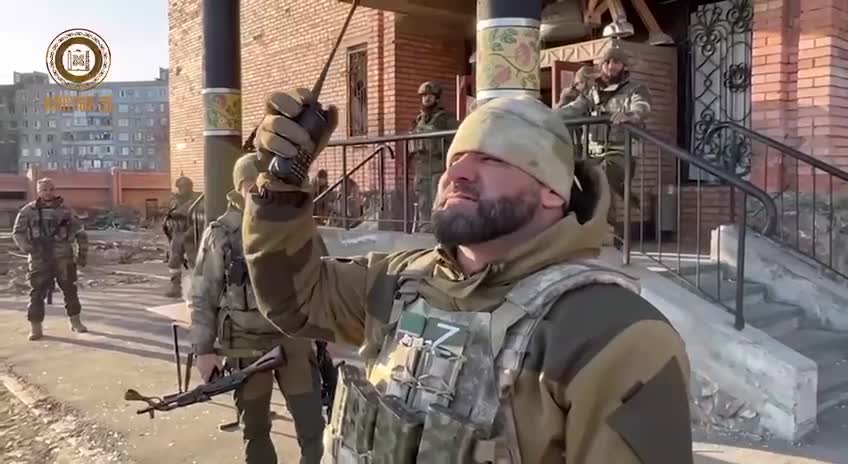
[255,89,338,187]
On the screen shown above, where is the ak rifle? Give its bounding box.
[124,346,286,418]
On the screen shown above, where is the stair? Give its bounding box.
[776,329,848,414]
[662,262,848,414]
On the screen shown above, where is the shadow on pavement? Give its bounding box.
[43,335,175,364]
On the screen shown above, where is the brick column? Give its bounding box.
[751,0,800,193]
[796,0,848,184]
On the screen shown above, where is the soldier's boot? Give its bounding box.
[164,273,182,298]
[28,322,43,341]
[69,315,88,333]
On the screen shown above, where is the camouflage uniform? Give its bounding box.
[555,64,599,109]
[163,177,202,298]
[245,93,693,463]
[558,47,652,225]
[410,81,458,229]
[12,195,88,338]
[190,190,324,463]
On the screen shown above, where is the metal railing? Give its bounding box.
[706,121,848,280]
[319,131,455,231]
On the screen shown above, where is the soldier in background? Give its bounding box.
[162,176,202,298]
[189,154,325,464]
[410,81,459,231]
[12,178,88,340]
[555,64,599,109]
[558,46,652,232]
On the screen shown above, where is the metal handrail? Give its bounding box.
[314,144,394,204]
[326,130,456,147]
[706,121,848,183]
[562,115,778,236]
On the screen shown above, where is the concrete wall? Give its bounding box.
[713,224,848,331]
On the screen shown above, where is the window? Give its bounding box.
[133,146,143,156]
[63,161,72,169]
[134,132,143,142]
[159,103,165,112]
[34,148,42,157]
[47,161,58,170]
[121,147,129,155]
[118,118,129,127]
[47,134,54,142]
[134,160,143,169]
[144,103,154,112]
[160,117,168,126]
[23,120,28,128]
[77,146,85,155]
[87,146,96,155]
[34,120,41,129]
[20,134,28,143]
[118,104,129,113]
[118,132,129,141]
[148,161,157,170]
[64,119,71,127]
[133,104,142,113]
[120,160,129,169]
[159,88,166,98]
[47,148,55,157]
[34,134,41,142]
[93,159,102,169]
[61,147,70,155]
[145,118,155,127]
[147,147,155,155]
[21,148,29,157]
[104,146,113,154]
[74,117,86,126]
[346,46,368,137]
[48,119,57,128]
[24,162,30,170]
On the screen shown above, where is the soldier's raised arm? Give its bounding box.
[243,89,400,347]
[12,205,33,254]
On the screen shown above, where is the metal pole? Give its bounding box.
[202,0,242,222]
[475,0,543,105]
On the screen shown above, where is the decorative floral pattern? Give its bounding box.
[477,26,541,93]
[203,91,242,133]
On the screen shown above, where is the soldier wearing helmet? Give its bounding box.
[558,46,652,241]
[162,175,202,297]
[410,80,459,231]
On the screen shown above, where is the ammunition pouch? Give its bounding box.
[325,365,490,464]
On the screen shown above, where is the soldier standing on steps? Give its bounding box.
[558,46,652,237]
[12,177,88,340]
[189,154,325,464]
[162,175,202,298]
[243,89,693,463]
[410,81,459,231]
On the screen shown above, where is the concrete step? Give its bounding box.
[672,262,723,277]
[675,270,766,306]
[776,329,848,414]
[743,301,803,338]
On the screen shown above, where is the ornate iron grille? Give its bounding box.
[347,47,368,137]
[688,0,754,179]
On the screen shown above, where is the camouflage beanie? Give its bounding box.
[446,96,577,202]
[233,153,259,191]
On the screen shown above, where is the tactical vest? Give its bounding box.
[213,210,281,357]
[323,260,639,464]
[587,79,643,156]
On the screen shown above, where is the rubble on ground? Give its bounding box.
[689,371,769,442]
[1,231,168,295]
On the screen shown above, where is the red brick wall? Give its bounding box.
[751,0,848,194]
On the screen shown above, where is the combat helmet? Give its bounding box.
[601,47,631,67]
[418,81,442,98]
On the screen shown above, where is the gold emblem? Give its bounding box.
[45,28,111,91]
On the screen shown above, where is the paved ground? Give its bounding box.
[0,258,846,463]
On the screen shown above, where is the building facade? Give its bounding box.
[1,69,170,175]
[168,0,848,236]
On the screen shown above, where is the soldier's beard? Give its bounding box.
[432,184,539,246]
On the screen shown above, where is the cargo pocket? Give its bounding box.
[606,359,693,464]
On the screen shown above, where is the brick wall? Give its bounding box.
[751,0,848,194]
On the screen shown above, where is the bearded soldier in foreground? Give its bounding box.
[244,89,693,463]
[189,154,325,463]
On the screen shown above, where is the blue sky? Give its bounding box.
[0,0,169,85]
